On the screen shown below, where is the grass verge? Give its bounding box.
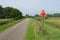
[26,18,60,40]
[0,19,24,32]
[26,18,35,40]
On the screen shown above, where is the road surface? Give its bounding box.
[0,18,29,40]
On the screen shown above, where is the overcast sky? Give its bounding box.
[0,0,60,16]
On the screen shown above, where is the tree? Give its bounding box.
[35,14,39,17]
[11,8,22,20]
[0,5,3,18]
[0,5,23,19]
[26,14,29,17]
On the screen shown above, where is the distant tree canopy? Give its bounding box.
[26,14,29,17]
[0,5,23,20]
[47,13,60,17]
[35,14,39,17]
[34,13,60,17]
[25,14,34,18]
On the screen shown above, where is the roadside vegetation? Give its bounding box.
[26,17,60,40]
[0,19,24,32]
[0,19,13,26]
[26,19,35,40]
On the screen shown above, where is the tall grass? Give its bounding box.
[0,19,13,26]
[35,17,60,40]
[26,17,60,40]
[0,19,24,32]
[26,19,35,40]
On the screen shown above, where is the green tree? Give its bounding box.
[0,5,23,19]
[0,5,3,18]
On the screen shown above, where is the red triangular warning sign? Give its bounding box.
[39,10,47,17]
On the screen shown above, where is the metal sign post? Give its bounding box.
[39,9,47,38]
[41,17,45,27]
[39,9,47,27]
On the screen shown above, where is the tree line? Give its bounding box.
[0,5,23,20]
[47,13,60,17]
[34,13,60,17]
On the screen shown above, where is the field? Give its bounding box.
[0,19,24,31]
[0,19,13,26]
[26,17,60,40]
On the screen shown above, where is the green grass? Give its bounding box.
[26,18,60,40]
[0,19,24,32]
[26,19,35,40]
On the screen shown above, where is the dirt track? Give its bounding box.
[0,18,29,40]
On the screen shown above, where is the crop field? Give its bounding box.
[0,19,13,26]
[45,17,60,29]
[26,17,60,40]
[0,19,24,31]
